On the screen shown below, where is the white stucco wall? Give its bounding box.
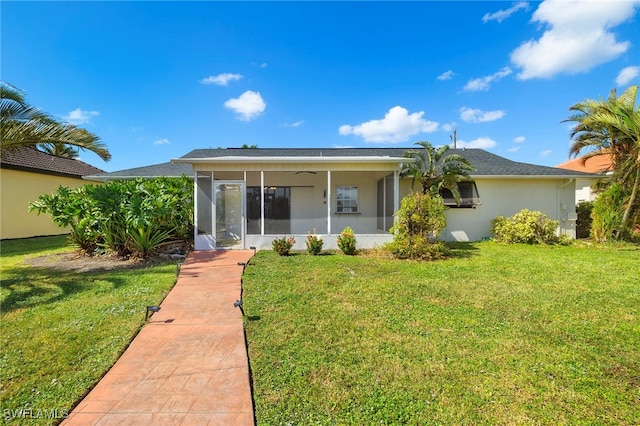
[575,178,595,203]
[398,177,577,242]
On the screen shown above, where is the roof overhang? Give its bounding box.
[471,174,597,180]
[171,155,414,172]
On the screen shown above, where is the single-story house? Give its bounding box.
[556,153,613,203]
[87,147,597,251]
[0,147,104,240]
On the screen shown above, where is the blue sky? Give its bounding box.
[3,1,639,172]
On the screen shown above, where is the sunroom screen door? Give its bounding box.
[214,182,245,249]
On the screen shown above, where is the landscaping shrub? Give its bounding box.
[30,176,194,258]
[337,226,357,255]
[385,192,449,260]
[305,230,324,255]
[491,209,568,244]
[575,201,593,239]
[591,183,628,242]
[272,236,296,256]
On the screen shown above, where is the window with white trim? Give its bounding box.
[336,186,358,213]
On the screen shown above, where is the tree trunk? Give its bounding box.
[621,160,640,234]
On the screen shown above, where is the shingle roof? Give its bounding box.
[179,147,595,177]
[84,162,194,181]
[0,146,104,177]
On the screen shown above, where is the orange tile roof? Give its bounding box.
[556,154,613,174]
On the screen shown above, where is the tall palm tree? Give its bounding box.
[400,141,475,203]
[0,82,111,161]
[565,85,640,232]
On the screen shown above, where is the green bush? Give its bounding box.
[272,236,296,256]
[591,183,627,242]
[305,230,324,255]
[30,176,194,258]
[491,209,568,245]
[337,226,357,255]
[575,201,594,239]
[385,192,449,260]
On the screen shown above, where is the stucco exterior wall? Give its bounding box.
[399,177,577,242]
[575,178,595,203]
[0,169,94,240]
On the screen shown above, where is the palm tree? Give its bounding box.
[39,143,80,158]
[565,85,640,233]
[0,82,111,161]
[400,141,475,203]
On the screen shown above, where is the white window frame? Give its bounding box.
[336,185,359,213]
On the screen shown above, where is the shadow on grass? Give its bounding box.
[0,235,70,257]
[0,264,175,314]
[447,242,481,259]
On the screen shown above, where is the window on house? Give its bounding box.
[336,186,358,213]
[440,181,480,208]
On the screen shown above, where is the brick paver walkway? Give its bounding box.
[62,250,255,426]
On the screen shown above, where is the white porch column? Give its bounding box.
[260,171,265,235]
[211,172,215,242]
[326,170,331,235]
[193,170,198,243]
[394,170,399,227]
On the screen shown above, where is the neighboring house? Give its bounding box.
[556,154,613,202]
[0,147,104,240]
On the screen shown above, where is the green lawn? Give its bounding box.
[243,243,640,425]
[0,236,178,424]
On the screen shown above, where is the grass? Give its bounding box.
[0,236,178,424]
[243,242,640,425]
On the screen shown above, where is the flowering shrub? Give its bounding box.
[491,209,569,245]
[337,226,357,255]
[272,235,296,256]
[305,230,324,255]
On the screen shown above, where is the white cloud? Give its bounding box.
[455,137,498,149]
[459,107,506,123]
[513,136,526,143]
[507,146,521,152]
[511,0,638,80]
[540,149,553,157]
[437,70,455,81]
[463,67,512,91]
[200,73,243,86]
[339,106,438,143]
[483,1,530,23]
[224,90,266,121]
[153,138,170,145]
[616,66,640,86]
[64,108,99,125]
